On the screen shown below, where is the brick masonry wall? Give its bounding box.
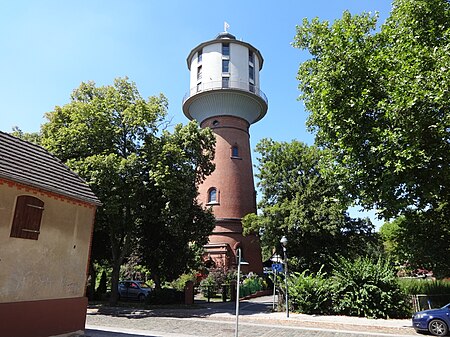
[200,115,263,273]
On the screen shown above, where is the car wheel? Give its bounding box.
[138,293,145,302]
[428,319,448,336]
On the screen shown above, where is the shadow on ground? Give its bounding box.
[87,298,273,320]
[85,329,157,337]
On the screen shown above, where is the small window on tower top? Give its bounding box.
[249,50,254,64]
[222,43,230,56]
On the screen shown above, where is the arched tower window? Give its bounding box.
[208,187,218,204]
[232,145,239,157]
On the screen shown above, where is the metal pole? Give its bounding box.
[235,248,241,337]
[283,246,289,318]
[272,269,277,311]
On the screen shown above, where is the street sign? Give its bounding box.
[271,263,283,273]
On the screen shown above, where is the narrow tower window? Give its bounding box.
[222,43,230,56]
[208,188,218,204]
[222,77,229,88]
[249,64,254,81]
[231,145,239,157]
[198,49,203,63]
[222,59,229,73]
[249,50,254,64]
[197,65,202,80]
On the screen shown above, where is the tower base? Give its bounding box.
[203,218,263,274]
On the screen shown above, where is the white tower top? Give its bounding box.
[182,32,268,125]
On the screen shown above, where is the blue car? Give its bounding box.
[412,303,450,336]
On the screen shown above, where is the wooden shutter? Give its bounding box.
[10,196,44,240]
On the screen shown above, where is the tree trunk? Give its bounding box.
[109,259,122,305]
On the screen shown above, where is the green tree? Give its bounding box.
[381,211,450,278]
[10,126,41,144]
[138,122,216,286]
[293,0,450,219]
[243,139,379,272]
[379,217,402,259]
[293,0,450,276]
[40,78,216,303]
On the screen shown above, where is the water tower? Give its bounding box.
[182,29,267,273]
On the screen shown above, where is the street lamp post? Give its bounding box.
[235,247,248,337]
[280,235,289,318]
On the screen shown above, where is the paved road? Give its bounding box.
[85,296,416,337]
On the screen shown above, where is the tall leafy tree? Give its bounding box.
[138,122,216,286]
[243,139,378,272]
[293,0,450,220]
[293,0,450,276]
[380,212,450,278]
[40,78,216,303]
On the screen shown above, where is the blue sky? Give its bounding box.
[0,0,394,227]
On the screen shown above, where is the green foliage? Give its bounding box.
[171,273,197,292]
[293,0,450,276]
[331,257,409,318]
[379,218,402,258]
[243,139,380,272]
[240,275,265,297]
[39,77,216,304]
[96,270,107,295]
[380,210,450,278]
[399,279,450,295]
[199,268,234,297]
[287,268,333,314]
[10,126,41,144]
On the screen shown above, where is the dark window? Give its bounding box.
[10,195,44,240]
[232,146,239,157]
[198,49,202,62]
[197,82,202,92]
[249,83,255,93]
[222,43,230,56]
[208,188,217,203]
[197,65,202,80]
[222,77,229,88]
[249,50,254,63]
[222,59,229,73]
[249,65,254,81]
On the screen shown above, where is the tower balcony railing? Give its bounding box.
[183,80,268,105]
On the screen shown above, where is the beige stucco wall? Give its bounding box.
[0,179,96,303]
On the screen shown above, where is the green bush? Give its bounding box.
[240,276,264,297]
[331,257,409,318]
[399,278,450,295]
[199,268,234,297]
[287,268,333,314]
[171,273,196,292]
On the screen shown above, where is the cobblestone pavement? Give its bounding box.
[85,296,417,337]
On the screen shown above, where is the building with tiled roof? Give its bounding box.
[0,131,100,337]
